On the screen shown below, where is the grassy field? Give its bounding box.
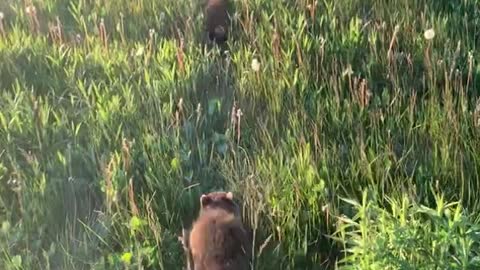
[1,0,480,269]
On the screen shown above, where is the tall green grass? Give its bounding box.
[0,0,480,269]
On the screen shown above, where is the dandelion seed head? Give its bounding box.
[25,5,36,15]
[424,28,435,40]
[251,58,260,72]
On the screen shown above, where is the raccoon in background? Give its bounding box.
[204,0,231,45]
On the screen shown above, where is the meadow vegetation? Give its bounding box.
[1,0,480,269]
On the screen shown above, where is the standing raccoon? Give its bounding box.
[205,0,230,44]
[184,191,250,270]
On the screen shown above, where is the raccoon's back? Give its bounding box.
[195,258,248,270]
[190,211,248,270]
[205,0,228,30]
[189,210,237,254]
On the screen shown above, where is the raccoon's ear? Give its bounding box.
[226,191,233,200]
[200,194,211,207]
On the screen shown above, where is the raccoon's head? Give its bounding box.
[200,191,239,216]
[208,25,228,44]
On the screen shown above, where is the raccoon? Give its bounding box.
[205,0,230,44]
[184,191,250,270]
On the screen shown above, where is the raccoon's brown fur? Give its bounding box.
[186,191,250,270]
[205,0,230,44]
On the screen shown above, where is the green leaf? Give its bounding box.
[11,255,22,268]
[208,99,221,115]
[135,46,145,57]
[170,157,180,171]
[129,216,144,233]
[1,221,10,234]
[121,252,133,265]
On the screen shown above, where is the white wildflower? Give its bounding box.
[25,5,35,15]
[251,58,260,72]
[424,28,435,40]
[159,12,165,21]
